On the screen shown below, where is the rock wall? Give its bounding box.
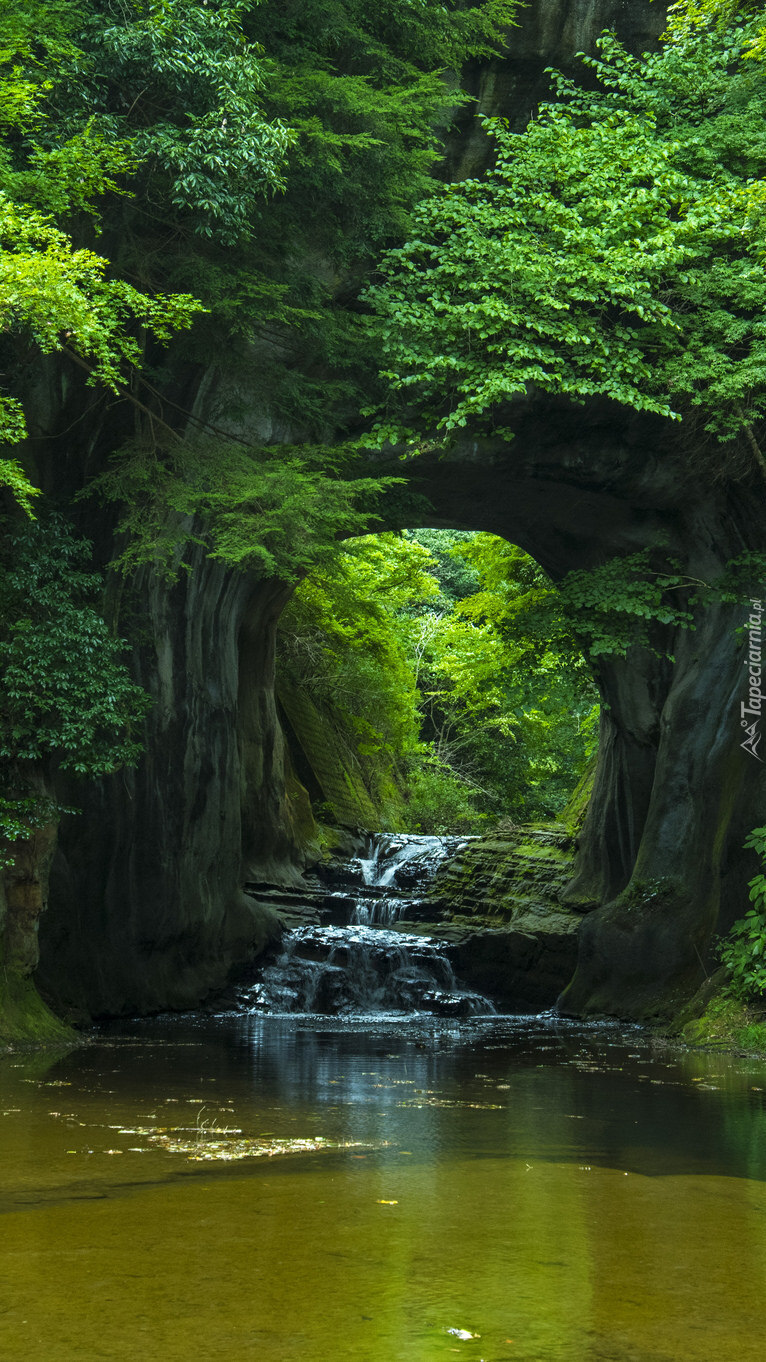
[407,397,766,1019]
[0,785,73,1043]
[38,559,288,1016]
[427,826,583,1011]
[449,0,666,176]
[276,680,380,830]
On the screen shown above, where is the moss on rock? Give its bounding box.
[425,824,584,1009]
[277,680,382,829]
[0,821,77,1046]
[562,754,596,834]
[431,825,577,923]
[0,969,75,1047]
[681,996,766,1053]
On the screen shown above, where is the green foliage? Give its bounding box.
[0,192,204,504]
[403,757,484,836]
[682,994,766,1052]
[0,514,151,844]
[719,827,766,1000]
[0,3,86,135]
[0,0,531,852]
[366,17,766,459]
[665,0,766,54]
[0,0,517,552]
[415,533,599,820]
[0,4,208,509]
[409,529,480,601]
[0,194,204,398]
[0,458,40,516]
[155,0,518,454]
[557,552,699,657]
[0,0,137,217]
[455,534,694,664]
[88,437,404,579]
[249,0,518,262]
[74,0,293,243]
[277,530,493,832]
[279,532,437,763]
[279,530,599,829]
[0,789,60,846]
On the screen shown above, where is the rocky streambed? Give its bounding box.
[241,827,585,1015]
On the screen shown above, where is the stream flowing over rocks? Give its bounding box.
[242,835,495,1017]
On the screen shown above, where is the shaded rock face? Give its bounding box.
[37,0,764,1023]
[38,558,286,1017]
[447,0,667,176]
[411,398,766,1019]
[426,829,583,1011]
[2,770,59,981]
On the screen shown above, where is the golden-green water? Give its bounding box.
[2,1014,766,1362]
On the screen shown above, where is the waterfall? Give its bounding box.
[244,833,494,1018]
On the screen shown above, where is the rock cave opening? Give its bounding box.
[34,417,766,1025]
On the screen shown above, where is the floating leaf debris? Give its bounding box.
[145,1132,375,1162]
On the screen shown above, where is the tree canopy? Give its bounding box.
[367,9,766,463]
[4,0,764,849]
[0,0,519,565]
[0,3,208,507]
[278,530,598,831]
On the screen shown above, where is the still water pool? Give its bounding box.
[2,1013,766,1362]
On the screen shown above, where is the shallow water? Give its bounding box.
[2,1013,766,1361]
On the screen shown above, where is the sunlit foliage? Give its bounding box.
[718,827,766,1000]
[367,14,766,462]
[279,532,599,830]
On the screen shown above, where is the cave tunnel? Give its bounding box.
[36,395,766,1026]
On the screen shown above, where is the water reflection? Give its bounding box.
[1,1015,766,1361]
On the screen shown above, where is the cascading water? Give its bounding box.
[243,834,495,1018]
[348,834,447,925]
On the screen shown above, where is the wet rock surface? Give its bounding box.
[420,826,583,1011]
[246,924,492,1018]
[240,829,586,1015]
[242,835,495,1017]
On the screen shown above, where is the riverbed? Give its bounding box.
[2,1013,766,1361]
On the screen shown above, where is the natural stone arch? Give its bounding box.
[37,392,765,1022]
[406,395,765,1017]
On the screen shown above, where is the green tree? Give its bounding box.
[278,530,600,830]
[0,4,209,508]
[69,0,293,244]
[408,534,599,821]
[0,515,151,852]
[87,435,404,579]
[718,827,766,1000]
[366,14,766,462]
[278,531,437,764]
[665,0,766,52]
[0,0,516,572]
[0,197,204,490]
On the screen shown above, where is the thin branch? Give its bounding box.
[60,346,181,444]
[744,421,766,480]
[736,404,766,480]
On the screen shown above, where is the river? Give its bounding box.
[2,1011,766,1362]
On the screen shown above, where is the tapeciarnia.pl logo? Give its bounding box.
[742,597,764,762]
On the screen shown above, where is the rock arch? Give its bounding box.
[410,398,765,1017]
[37,395,766,1021]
